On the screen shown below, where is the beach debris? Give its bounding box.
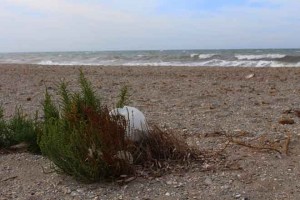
[245,73,255,79]
[116,175,136,185]
[217,131,291,155]
[294,109,300,117]
[1,176,18,182]
[165,192,171,196]
[282,108,293,114]
[115,151,134,164]
[109,106,148,142]
[284,133,291,155]
[278,116,295,125]
[9,142,29,151]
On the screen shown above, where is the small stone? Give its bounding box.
[204,177,213,185]
[177,182,184,187]
[165,192,170,196]
[245,73,255,79]
[166,181,172,185]
[62,187,71,194]
[234,193,241,198]
[86,192,96,199]
[279,117,295,125]
[76,188,84,193]
[221,184,230,189]
[294,109,300,117]
[283,108,293,114]
[70,191,79,197]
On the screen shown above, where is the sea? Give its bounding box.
[0,49,300,67]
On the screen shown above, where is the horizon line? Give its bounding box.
[1,47,300,54]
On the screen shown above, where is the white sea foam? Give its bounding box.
[123,60,300,68]
[37,60,117,66]
[198,54,215,59]
[235,54,286,60]
[6,58,300,68]
[190,54,198,58]
[37,60,76,65]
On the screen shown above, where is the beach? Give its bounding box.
[1,63,300,199]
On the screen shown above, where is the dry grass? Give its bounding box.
[204,130,291,155]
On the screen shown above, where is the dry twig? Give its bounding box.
[1,176,18,182]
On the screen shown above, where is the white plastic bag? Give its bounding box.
[109,106,148,142]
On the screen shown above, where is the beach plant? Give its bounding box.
[0,105,41,153]
[8,107,41,153]
[0,105,11,148]
[116,85,130,108]
[39,70,133,182]
[38,70,201,182]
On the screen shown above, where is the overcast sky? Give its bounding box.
[0,0,300,52]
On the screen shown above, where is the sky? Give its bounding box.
[0,0,300,52]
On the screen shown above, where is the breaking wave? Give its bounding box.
[235,54,286,60]
[123,60,300,67]
[198,54,216,59]
[190,53,216,59]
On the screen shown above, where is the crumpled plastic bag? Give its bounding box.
[109,106,148,142]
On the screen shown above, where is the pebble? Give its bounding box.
[221,184,230,190]
[62,187,72,194]
[245,73,255,79]
[204,177,213,185]
[76,188,84,193]
[70,191,79,197]
[278,117,295,125]
[166,181,173,185]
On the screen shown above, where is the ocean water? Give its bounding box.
[0,49,300,67]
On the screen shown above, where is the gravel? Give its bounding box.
[1,64,300,199]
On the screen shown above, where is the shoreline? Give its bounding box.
[2,62,300,68]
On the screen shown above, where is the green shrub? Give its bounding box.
[9,108,41,153]
[39,70,201,182]
[0,105,11,148]
[39,70,133,182]
[0,105,41,153]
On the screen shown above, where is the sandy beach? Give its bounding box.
[1,64,300,199]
